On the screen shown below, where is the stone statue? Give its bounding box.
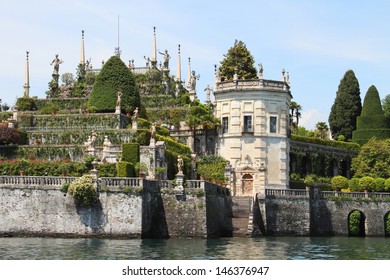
[90,131,97,149]
[133,107,138,123]
[258,63,263,78]
[50,54,63,75]
[150,122,156,139]
[159,49,171,69]
[189,70,199,91]
[116,91,122,113]
[177,155,184,174]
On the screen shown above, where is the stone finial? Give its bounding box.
[23,51,30,98]
[80,30,85,65]
[176,44,181,82]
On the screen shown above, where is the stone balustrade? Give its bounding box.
[215,79,289,93]
[0,176,77,189]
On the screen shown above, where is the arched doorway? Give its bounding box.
[241,174,253,196]
[348,210,365,237]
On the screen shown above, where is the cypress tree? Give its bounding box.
[88,56,140,113]
[352,85,390,145]
[328,70,362,141]
[219,40,257,81]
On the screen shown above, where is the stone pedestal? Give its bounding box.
[132,122,138,130]
[175,173,184,193]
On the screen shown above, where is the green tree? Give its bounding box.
[383,94,390,119]
[219,40,257,81]
[351,138,390,178]
[185,101,220,153]
[88,56,140,113]
[352,85,390,144]
[290,101,302,132]
[328,70,362,141]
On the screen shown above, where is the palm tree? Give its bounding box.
[290,101,302,132]
[315,121,329,139]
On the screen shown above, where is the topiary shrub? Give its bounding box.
[348,178,360,192]
[384,178,390,192]
[352,85,390,144]
[67,174,97,206]
[87,55,140,113]
[117,161,135,177]
[358,176,375,192]
[331,175,349,191]
[121,143,140,163]
[40,102,60,114]
[374,178,386,192]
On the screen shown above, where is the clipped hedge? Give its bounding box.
[122,143,139,163]
[117,161,135,177]
[291,134,360,152]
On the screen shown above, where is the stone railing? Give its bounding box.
[215,79,290,93]
[321,191,390,200]
[0,176,77,188]
[100,177,143,188]
[266,189,309,197]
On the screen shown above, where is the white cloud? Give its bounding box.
[299,108,327,130]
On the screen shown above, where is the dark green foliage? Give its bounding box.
[328,70,362,141]
[134,129,151,146]
[97,163,117,177]
[88,56,140,113]
[164,150,191,179]
[0,159,88,176]
[40,102,60,114]
[352,85,390,144]
[121,143,140,163]
[0,126,21,145]
[16,97,38,111]
[351,138,390,178]
[348,210,363,236]
[386,214,390,236]
[219,40,257,81]
[117,161,135,177]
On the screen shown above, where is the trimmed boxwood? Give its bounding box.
[121,143,139,163]
[117,161,135,177]
[88,55,140,113]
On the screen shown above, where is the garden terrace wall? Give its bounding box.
[0,176,232,238]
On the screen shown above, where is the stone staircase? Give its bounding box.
[232,196,253,237]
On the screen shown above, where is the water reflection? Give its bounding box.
[0,236,389,260]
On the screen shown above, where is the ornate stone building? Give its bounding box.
[214,68,292,196]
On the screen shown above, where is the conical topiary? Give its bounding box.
[87,55,140,113]
[352,85,390,145]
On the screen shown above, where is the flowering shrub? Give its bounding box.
[67,174,97,206]
[0,126,21,145]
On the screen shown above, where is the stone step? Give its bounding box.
[232,196,253,237]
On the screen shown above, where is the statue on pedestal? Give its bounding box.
[115,91,122,114]
[159,49,171,69]
[177,155,184,175]
[50,54,63,75]
[188,70,199,92]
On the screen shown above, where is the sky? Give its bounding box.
[1,0,390,129]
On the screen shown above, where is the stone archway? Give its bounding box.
[348,209,366,237]
[384,212,390,237]
[241,174,253,196]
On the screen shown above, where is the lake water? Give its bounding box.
[1,236,390,260]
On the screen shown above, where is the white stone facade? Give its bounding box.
[214,78,292,196]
